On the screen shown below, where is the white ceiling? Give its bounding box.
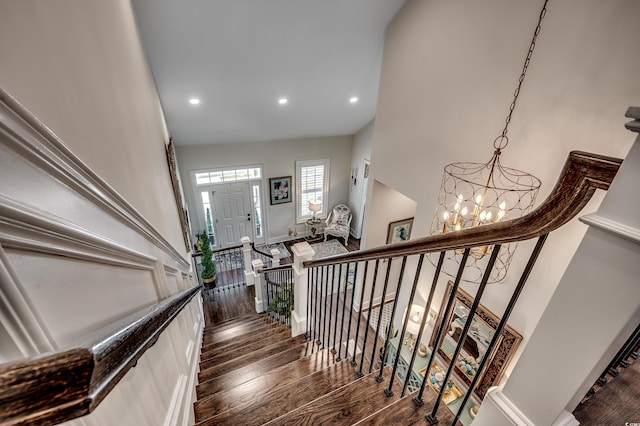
[131,0,405,146]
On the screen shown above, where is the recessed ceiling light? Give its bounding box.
[278,97,288,105]
[189,98,200,105]
[349,97,359,104]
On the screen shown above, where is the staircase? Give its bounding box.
[193,314,456,425]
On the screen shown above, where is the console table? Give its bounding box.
[305,218,324,241]
[386,335,479,425]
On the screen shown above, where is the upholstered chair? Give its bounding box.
[323,204,352,246]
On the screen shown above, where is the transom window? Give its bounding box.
[296,159,330,223]
[195,167,261,185]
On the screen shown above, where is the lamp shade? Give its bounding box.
[404,304,426,336]
[309,199,322,213]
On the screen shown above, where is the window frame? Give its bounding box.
[296,159,330,224]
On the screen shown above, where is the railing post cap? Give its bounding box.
[252,258,264,271]
[292,241,315,258]
[270,248,280,257]
[241,236,251,244]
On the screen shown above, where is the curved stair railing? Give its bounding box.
[300,151,621,424]
[0,286,201,426]
[261,264,295,326]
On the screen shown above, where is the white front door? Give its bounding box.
[212,182,254,247]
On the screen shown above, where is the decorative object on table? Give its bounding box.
[424,363,463,405]
[469,405,479,419]
[199,231,216,285]
[165,138,191,251]
[323,204,352,246]
[418,344,428,358]
[430,281,522,399]
[269,176,292,204]
[428,0,550,284]
[363,159,370,178]
[387,218,413,244]
[402,304,426,352]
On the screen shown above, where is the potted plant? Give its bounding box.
[199,231,216,285]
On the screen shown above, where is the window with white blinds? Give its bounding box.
[296,159,329,223]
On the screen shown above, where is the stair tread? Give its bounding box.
[354,388,459,426]
[200,323,287,359]
[203,316,263,335]
[257,365,402,425]
[196,339,312,398]
[198,335,305,384]
[202,321,272,345]
[195,347,340,423]
[200,327,291,368]
[205,313,260,328]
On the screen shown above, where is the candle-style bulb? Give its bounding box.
[475,194,482,204]
[461,207,468,216]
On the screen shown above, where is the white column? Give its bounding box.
[290,241,315,337]
[270,248,280,267]
[241,236,254,286]
[474,112,640,426]
[252,259,265,313]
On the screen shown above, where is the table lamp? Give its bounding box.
[403,304,427,352]
[309,199,322,221]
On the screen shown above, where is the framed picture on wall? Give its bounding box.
[269,176,292,205]
[386,217,413,244]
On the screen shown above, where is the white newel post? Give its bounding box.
[252,259,265,313]
[291,241,315,337]
[474,110,640,426]
[271,248,280,267]
[241,236,254,286]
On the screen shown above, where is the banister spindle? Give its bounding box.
[377,256,407,383]
[453,235,548,424]
[327,265,336,353]
[337,263,349,361]
[351,261,369,367]
[344,262,359,363]
[358,259,380,377]
[369,258,393,375]
[414,248,470,406]
[427,245,501,425]
[386,253,427,397]
[331,264,344,354]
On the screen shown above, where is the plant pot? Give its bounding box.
[203,274,216,284]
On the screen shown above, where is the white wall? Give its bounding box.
[348,120,375,239]
[0,1,200,425]
[176,136,353,243]
[0,0,185,255]
[369,0,640,352]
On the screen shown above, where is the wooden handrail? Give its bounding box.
[304,151,622,268]
[250,242,275,259]
[0,285,201,426]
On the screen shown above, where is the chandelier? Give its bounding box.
[429,0,549,283]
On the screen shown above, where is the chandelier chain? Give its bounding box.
[494,0,549,151]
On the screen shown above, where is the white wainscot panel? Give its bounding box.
[62,297,203,426]
[5,250,159,347]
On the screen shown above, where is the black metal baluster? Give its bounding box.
[311,268,317,342]
[358,259,381,377]
[317,266,325,346]
[327,265,336,354]
[314,267,321,345]
[306,268,312,339]
[400,253,439,398]
[344,262,358,363]
[369,258,394,375]
[351,261,368,366]
[414,248,470,406]
[332,264,344,355]
[337,262,350,362]
[606,322,640,377]
[386,254,427,397]
[323,265,331,348]
[377,256,408,384]
[427,246,501,425]
[453,235,547,424]
[288,269,293,326]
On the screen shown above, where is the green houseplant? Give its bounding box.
[199,231,216,284]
